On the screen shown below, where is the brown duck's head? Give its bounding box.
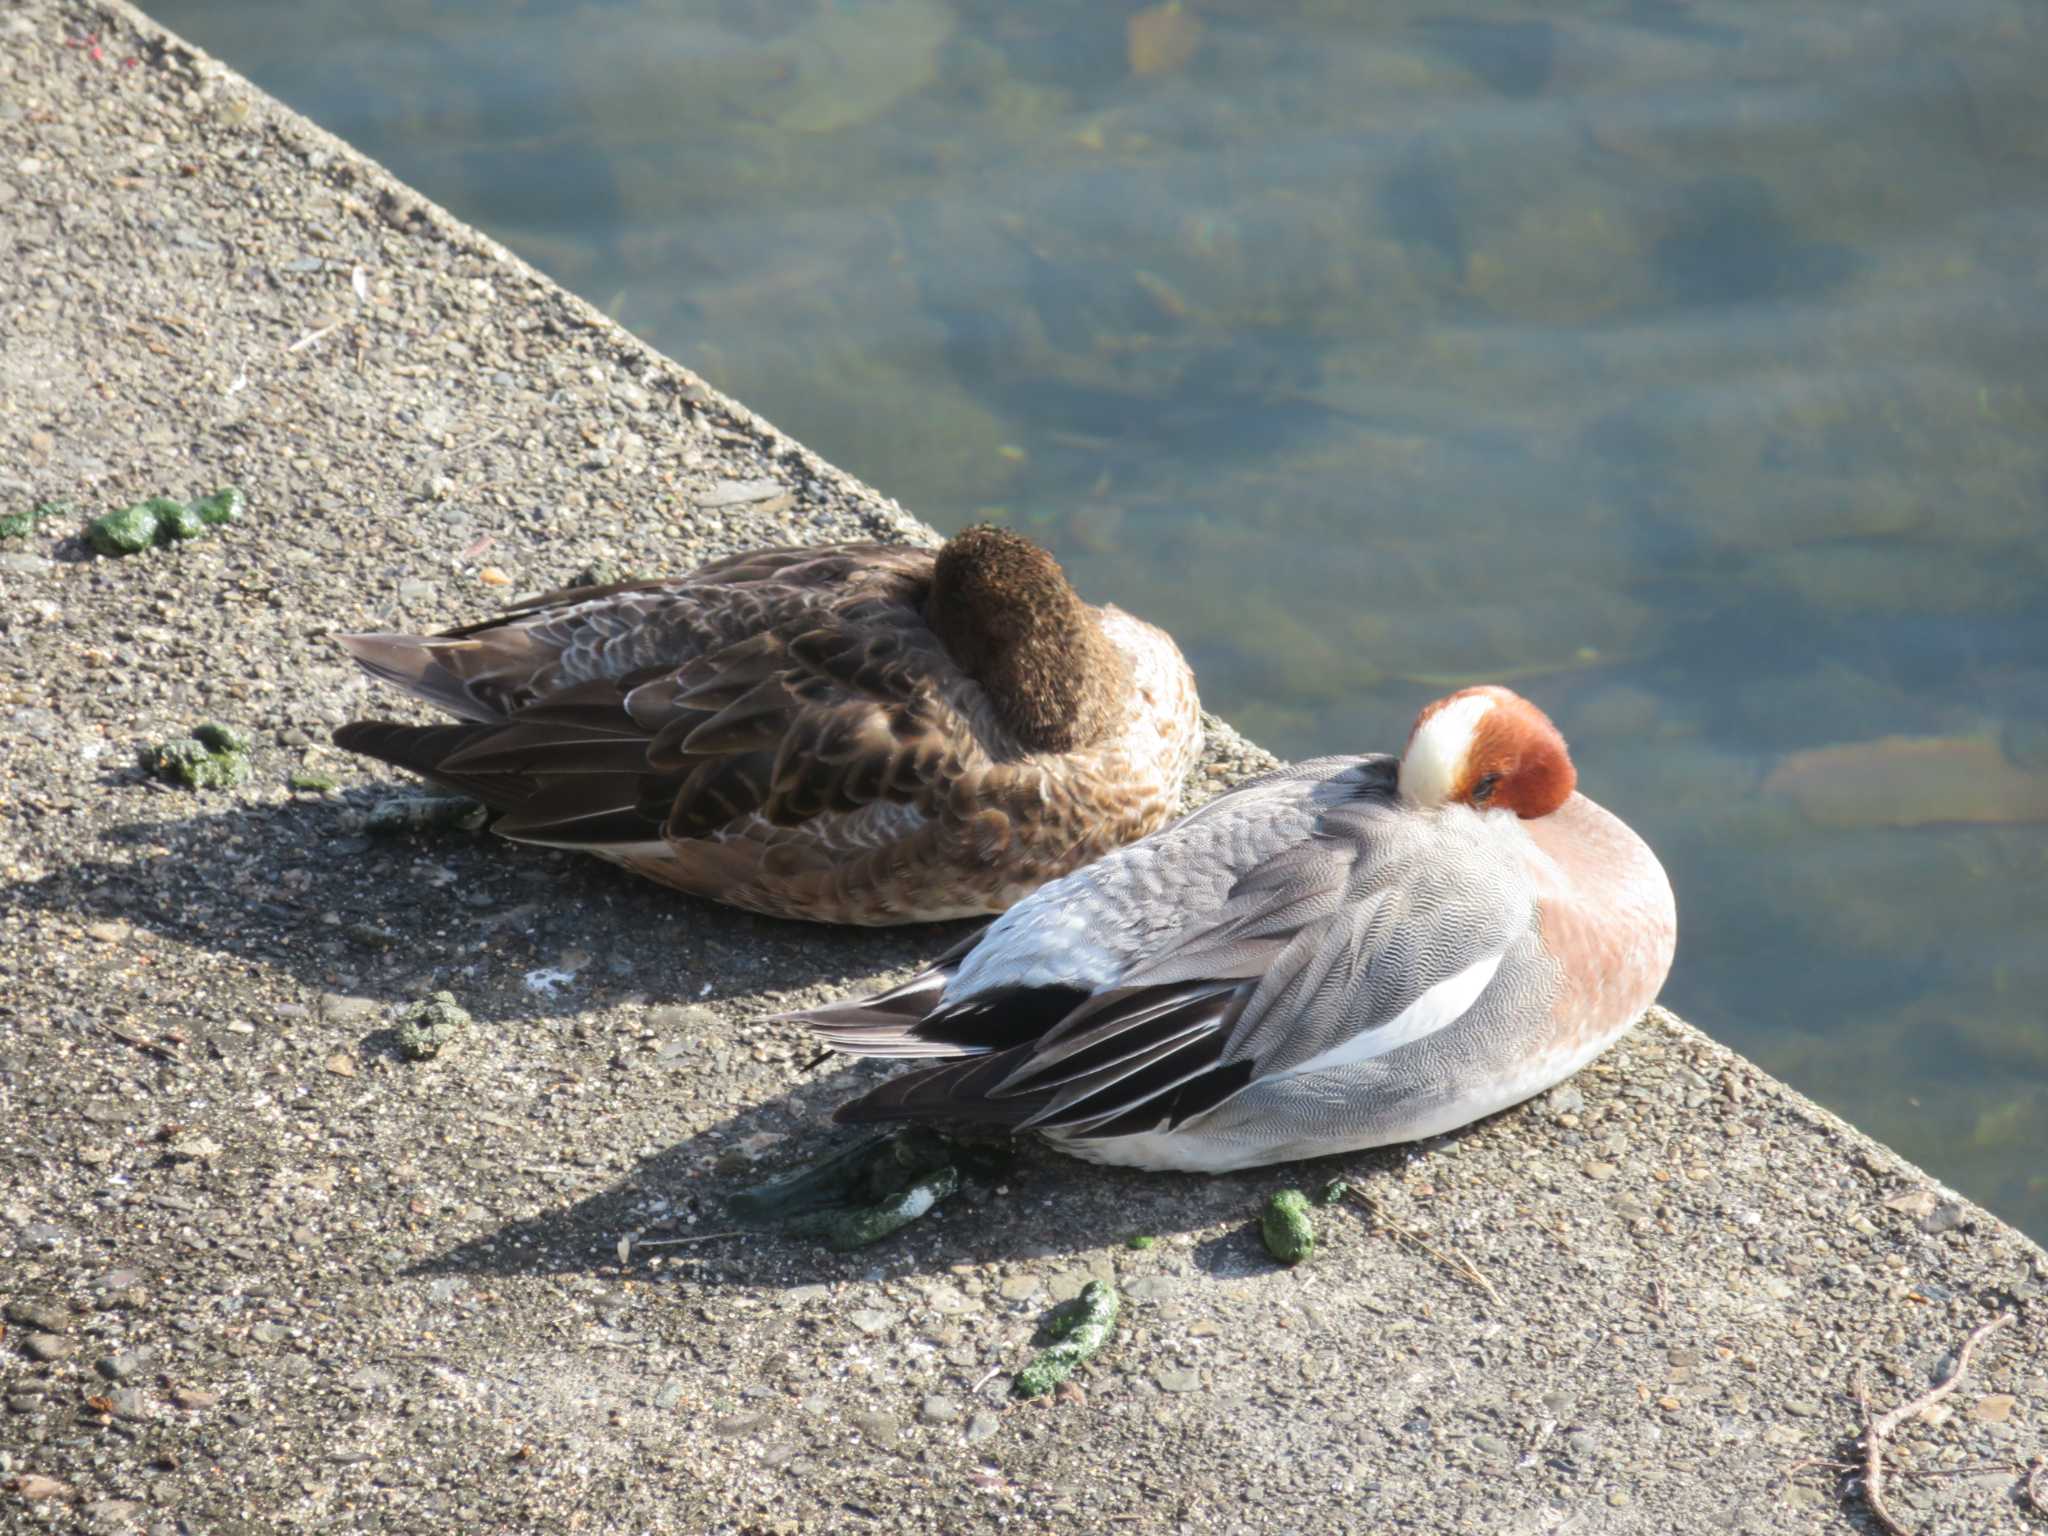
[926,524,1130,753]
[1398,684,1577,819]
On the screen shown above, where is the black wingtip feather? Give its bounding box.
[332,720,519,806]
[832,1051,1054,1131]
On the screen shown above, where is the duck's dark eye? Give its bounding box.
[1470,772,1502,805]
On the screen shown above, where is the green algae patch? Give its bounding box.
[289,770,339,793]
[191,722,249,755]
[190,486,246,525]
[0,501,68,539]
[729,1127,1001,1252]
[86,487,247,557]
[364,793,489,834]
[397,991,471,1061]
[1261,1188,1316,1265]
[795,1166,960,1251]
[89,500,172,556]
[1012,1280,1120,1398]
[1126,1234,1157,1250]
[142,724,253,791]
[156,501,209,542]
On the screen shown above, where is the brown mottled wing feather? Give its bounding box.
[336,543,999,851]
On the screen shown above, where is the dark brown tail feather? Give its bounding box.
[331,720,531,810]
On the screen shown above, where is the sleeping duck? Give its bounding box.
[791,685,1676,1169]
[332,526,1201,925]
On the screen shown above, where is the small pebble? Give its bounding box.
[96,1350,155,1382]
[848,1411,901,1450]
[3,1303,70,1334]
[21,1333,72,1363]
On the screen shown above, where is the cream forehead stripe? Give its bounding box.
[1398,692,1497,806]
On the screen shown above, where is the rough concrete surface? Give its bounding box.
[2,3,2043,1532]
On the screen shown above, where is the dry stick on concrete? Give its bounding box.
[1343,1189,1501,1307]
[1855,1310,2015,1536]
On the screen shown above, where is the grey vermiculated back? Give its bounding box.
[946,756,1375,999]
[949,755,1546,1082]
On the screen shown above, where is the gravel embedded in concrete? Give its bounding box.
[1,3,2043,1533]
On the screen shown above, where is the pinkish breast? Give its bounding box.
[1521,794,1678,1054]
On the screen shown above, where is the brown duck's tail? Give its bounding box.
[331,719,534,810]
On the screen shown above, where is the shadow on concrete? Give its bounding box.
[411,1070,1434,1291]
[2,787,964,1024]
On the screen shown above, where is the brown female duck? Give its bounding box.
[332,527,1201,925]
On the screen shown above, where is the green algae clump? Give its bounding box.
[1261,1187,1316,1265]
[397,991,471,1061]
[1012,1280,1120,1398]
[191,722,250,755]
[799,1166,960,1251]
[191,486,246,525]
[142,724,253,791]
[729,1127,977,1252]
[0,501,68,539]
[364,793,489,835]
[156,501,209,542]
[89,500,172,556]
[86,487,247,557]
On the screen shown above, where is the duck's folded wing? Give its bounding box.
[351,598,985,849]
[833,776,1537,1136]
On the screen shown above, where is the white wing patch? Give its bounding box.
[1261,951,1505,1081]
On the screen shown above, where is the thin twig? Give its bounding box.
[99,1023,178,1062]
[627,1230,743,1249]
[1786,1456,2029,1487]
[1857,1366,1908,1536]
[1343,1189,1500,1306]
[1858,1311,2015,1536]
[1895,1461,2030,1481]
[1781,1457,1854,1481]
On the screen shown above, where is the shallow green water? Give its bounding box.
[154,0,2048,1236]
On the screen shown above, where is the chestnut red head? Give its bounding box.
[1398,685,1576,819]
